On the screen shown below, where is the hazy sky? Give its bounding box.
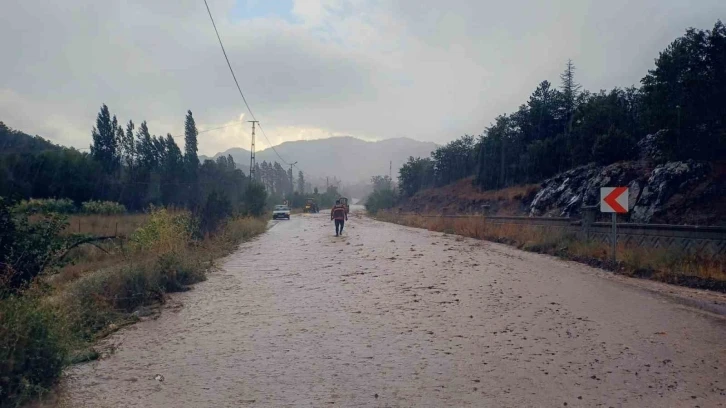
[1,0,724,156]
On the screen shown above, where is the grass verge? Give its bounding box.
[376,212,726,292]
[0,212,267,407]
[0,296,68,407]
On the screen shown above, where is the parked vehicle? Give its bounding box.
[272,205,291,220]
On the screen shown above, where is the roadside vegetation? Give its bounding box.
[365,175,397,214]
[13,199,127,215]
[0,199,267,407]
[376,212,726,291]
[1,107,274,406]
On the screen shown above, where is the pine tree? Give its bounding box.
[254,163,262,183]
[183,111,200,208]
[112,115,120,168]
[121,120,136,172]
[165,134,182,170]
[135,121,154,172]
[115,120,124,169]
[560,59,582,134]
[153,136,167,165]
[641,20,726,160]
[527,81,558,142]
[297,171,305,194]
[184,110,199,174]
[90,104,119,174]
[260,161,271,190]
[162,134,184,205]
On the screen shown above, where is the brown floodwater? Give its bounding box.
[52,209,726,407]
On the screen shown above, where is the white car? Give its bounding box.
[272,205,291,220]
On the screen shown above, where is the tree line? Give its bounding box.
[0,106,273,216]
[252,161,297,196]
[1,109,348,216]
[399,21,726,196]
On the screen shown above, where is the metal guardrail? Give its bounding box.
[395,212,726,256]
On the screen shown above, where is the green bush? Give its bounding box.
[0,296,68,407]
[80,200,126,215]
[130,207,195,254]
[365,189,397,215]
[244,182,267,217]
[592,126,636,165]
[62,252,204,340]
[13,198,75,215]
[63,270,126,340]
[156,252,206,292]
[0,199,15,269]
[11,199,127,215]
[197,191,232,235]
[221,217,268,244]
[1,202,68,293]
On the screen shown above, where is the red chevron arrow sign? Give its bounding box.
[600,187,629,213]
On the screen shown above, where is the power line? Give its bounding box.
[202,0,296,169]
[203,0,257,122]
[169,121,245,139]
[255,122,293,166]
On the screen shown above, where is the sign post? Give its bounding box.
[611,212,616,262]
[600,187,629,262]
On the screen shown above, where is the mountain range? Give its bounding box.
[201,136,438,183]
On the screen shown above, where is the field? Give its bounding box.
[63,213,149,236]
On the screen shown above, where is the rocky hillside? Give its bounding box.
[529,160,725,225]
[399,132,726,226]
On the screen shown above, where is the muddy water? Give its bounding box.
[56,210,726,407]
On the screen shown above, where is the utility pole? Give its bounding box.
[248,120,258,182]
[326,177,329,190]
[289,162,297,196]
[389,161,392,179]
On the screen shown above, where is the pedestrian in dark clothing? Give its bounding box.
[331,200,348,236]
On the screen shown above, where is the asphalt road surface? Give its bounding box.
[57,208,726,407]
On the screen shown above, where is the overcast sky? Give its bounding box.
[2,0,724,156]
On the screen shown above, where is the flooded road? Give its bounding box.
[59,209,726,407]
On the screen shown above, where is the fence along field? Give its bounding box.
[402,212,726,258]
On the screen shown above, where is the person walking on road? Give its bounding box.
[331,200,348,236]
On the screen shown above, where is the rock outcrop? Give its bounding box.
[526,129,726,224]
[529,162,646,217]
[630,161,710,222]
[397,132,724,225]
[529,159,717,224]
[636,130,668,164]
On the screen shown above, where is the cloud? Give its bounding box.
[2,0,725,155]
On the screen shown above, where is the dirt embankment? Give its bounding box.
[397,177,539,216]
